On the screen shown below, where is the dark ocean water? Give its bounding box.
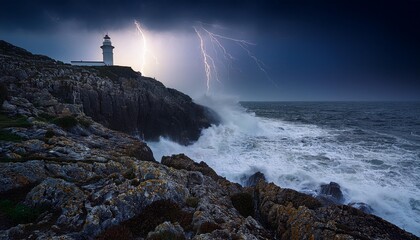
[150,100,420,235]
[241,102,420,148]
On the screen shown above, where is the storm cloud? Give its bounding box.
[1,0,420,100]
[2,0,420,37]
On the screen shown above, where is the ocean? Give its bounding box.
[148,98,420,236]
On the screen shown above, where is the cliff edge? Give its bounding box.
[0,40,218,145]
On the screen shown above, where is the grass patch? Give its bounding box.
[0,114,31,129]
[78,118,92,128]
[0,84,7,105]
[123,199,192,238]
[148,230,186,240]
[198,221,221,234]
[36,113,56,122]
[51,116,91,130]
[96,225,134,240]
[123,169,136,180]
[52,116,78,130]
[44,130,55,139]
[185,197,199,208]
[0,199,44,225]
[92,66,138,82]
[0,130,23,142]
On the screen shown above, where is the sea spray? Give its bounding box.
[148,97,420,236]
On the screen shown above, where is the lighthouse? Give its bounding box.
[100,34,114,65]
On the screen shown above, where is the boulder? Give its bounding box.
[348,202,374,214]
[254,181,418,240]
[241,171,266,187]
[146,221,186,240]
[318,181,344,204]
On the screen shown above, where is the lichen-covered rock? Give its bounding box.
[242,171,266,187]
[0,160,47,192]
[26,178,87,230]
[146,221,186,240]
[254,181,419,240]
[162,154,242,196]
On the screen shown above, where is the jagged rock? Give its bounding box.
[348,202,374,214]
[254,180,418,240]
[162,154,219,180]
[162,154,242,195]
[0,160,47,193]
[188,171,204,186]
[319,181,344,203]
[26,178,87,230]
[1,101,16,113]
[242,171,266,187]
[146,221,186,240]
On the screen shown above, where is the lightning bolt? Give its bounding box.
[134,20,159,74]
[194,27,213,92]
[237,42,279,88]
[194,24,277,93]
[134,20,147,73]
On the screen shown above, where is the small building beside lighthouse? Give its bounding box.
[71,34,115,66]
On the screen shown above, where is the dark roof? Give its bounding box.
[104,34,110,39]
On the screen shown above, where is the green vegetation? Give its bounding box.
[198,221,221,234]
[52,116,78,130]
[231,192,254,217]
[97,200,193,239]
[148,231,186,240]
[123,169,136,180]
[50,115,91,130]
[130,179,141,187]
[0,199,44,224]
[0,83,7,104]
[123,200,193,238]
[0,130,23,142]
[78,118,92,128]
[96,225,134,240]
[36,112,56,122]
[0,114,31,129]
[185,197,199,208]
[92,66,138,82]
[44,129,55,139]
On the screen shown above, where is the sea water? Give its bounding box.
[148,97,420,236]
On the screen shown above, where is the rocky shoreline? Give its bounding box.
[0,40,419,239]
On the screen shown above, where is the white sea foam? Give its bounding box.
[148,96,420,236]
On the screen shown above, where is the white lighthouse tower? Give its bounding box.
[100,34,114,65]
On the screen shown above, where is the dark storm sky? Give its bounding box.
[1,0,420,101]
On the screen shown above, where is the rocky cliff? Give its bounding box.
[0,41,418,240]
[0,40,218,145]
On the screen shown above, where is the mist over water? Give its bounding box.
[148,96,420,236]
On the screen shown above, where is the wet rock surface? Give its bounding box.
[0,40,418,239]
[241,171,267,187]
